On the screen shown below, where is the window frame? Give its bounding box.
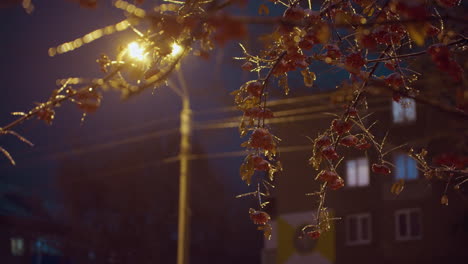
[346,157,370,188]
[392,98,416,124]
[10,237,25,256]
[394,154,419,181]
[345,213,372,246]
[395,208,423,241]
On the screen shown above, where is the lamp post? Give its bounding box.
[125,41,192,264]
[168,68,192,264]
[177,93,191,264]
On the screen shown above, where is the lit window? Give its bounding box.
[11,237,24,256]
[395,154,418,180]
[392,98,416,123]
[395,208,422,240]
[346,213,372,245]
[346,157,369,187]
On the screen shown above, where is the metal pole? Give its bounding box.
[177,97,191,264]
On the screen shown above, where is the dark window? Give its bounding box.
[361,217,369,240]
[349,217,357,242]
[410,211,421,237]
[346,213,371,245]
[396,209,422,240]
[399,214,407,237]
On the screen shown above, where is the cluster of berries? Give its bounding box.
[427,44,463,82]
[250,128,276,152]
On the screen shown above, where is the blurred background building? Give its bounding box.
[261,90,468,264]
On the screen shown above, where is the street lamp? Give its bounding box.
[177,89,191,264]
[127,42,148,62]
[170,69,192,264]
[123,40,192,264]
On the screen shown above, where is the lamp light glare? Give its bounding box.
[127,42,147,61]
[171,43,183,57]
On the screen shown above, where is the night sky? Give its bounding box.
[0,0,244,197]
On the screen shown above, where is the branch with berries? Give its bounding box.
[231,0,467,239]
[1,0,468,243]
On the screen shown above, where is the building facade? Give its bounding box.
[262,93,468,264]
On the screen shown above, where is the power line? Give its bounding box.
[16,95,342,160]
[86,144,313,177]
[69,128,462,177]
[195,105,389,130]
[40,111,326,160]
[162,144,312,163]
[40,128,178,161]
[16,110,323,164]
[15,98,391,163]
[53,94,335,143]
[193,92,336,115]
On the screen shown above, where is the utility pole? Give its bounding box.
[177,93,191,264]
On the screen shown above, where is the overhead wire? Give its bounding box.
[12,96,391,165]
[57,94,334,141]
[38,128,178,161]
[13,94,332,159]
[54,128,461,178]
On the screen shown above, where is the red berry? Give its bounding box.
[272,60,289,76]
[385,73,404,88]
[433,153,467,169]
[244,107,274,119]
[304,31,319,43]
[358,33,377,50]
[355,139,372,150]
[304,9,321,24]
[426,25,440,37]
[330,176,345,190]
[331,119,353,135]
[385,62,397,71]
[404,3,429,20]
[246,81,263,97]
[321,146,339,160]
[251,128,275,151]
[325,44,342,60]
[345,106,358,117]
[427,44,451,62]
[299,39,314,50]
[258,108,274,119]
[255,160,270,171]
[244,107,260,117]
[339,135,359,147]
[241,61,254,71]
[252,155,270,171]
[436,0,461,8]
[373,26,405,45]
[427,44,463,82]
[316,135,332,147]
[306,230,321,239]
[317,170,339,182]
[371,164,391,175]
[75,89,101,113]
[294,59,309,69]
[447,60,463,82]
[36,108,55,125]
[249,208,271,225]
[392,92,402,102]
[344,52,366,74]
[283,6,305,21]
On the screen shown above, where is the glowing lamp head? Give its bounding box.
[171,43,183,57]
[127,42,147,61]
